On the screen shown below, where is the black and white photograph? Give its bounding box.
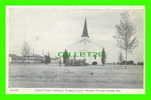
[6,6,144,94]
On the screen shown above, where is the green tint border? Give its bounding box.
[0,0,151,99]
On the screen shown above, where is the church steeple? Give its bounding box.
[81,18,89,38]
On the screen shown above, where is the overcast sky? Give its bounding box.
[7,6,144,63]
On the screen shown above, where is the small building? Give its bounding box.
[9,54,45,63]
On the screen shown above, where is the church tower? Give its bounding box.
[81,18,89,38]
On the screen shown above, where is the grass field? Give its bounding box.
[9,63,144,88]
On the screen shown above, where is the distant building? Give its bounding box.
[51,57,61,64]
[9,54,45,63]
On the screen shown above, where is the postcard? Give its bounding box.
[6,6,145,94]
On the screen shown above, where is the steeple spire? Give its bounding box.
[81,17,89,38]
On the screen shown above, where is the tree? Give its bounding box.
[101,48,106,65]
[21,41,30,57]
[44,53,51,64]
[114,12,138,64]
[63,49,70,65]
[118,52,124,64]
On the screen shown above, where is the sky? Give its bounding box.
[7,6,144,63]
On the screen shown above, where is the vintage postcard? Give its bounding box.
[6,6,145,94]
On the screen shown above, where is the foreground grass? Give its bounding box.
[9,64,143,88]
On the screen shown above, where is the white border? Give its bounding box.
[6,6,145,94]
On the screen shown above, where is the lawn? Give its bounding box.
[9,63,143,88]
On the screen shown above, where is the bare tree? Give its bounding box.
[21,41,31,57]
[114,12,138,64]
